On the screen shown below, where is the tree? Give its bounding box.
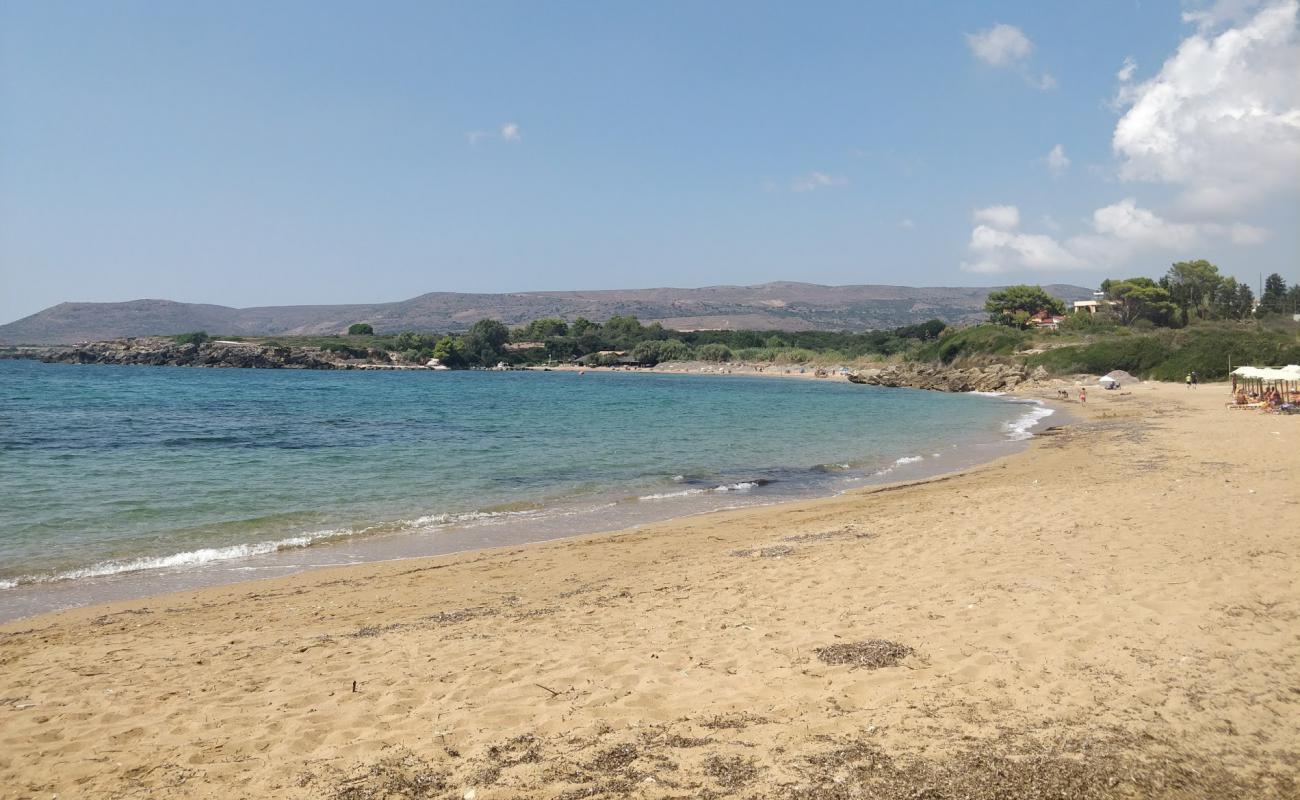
[984,285,1066,328]
[1162,260,1223,321]
[1236,282,1256,319]
[1105,278,1178,326]
[570,317,599,337]
[1259,273,1288,315]
[631,339,692,365]
[431,336,466,368]
[518,318,568,340]
[462,319,510,365]
[1211,278,1252,320]
[394,331,436,352]
[347,323,374,336]
[1286,284,1300,315]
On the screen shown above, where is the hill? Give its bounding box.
[0,282,1095,344]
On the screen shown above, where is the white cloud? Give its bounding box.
[1183,0,1267,31]
[960,197,1269,274]
[897,218,916,230]
[466,122,522,145]
[1112,0,1300,215]
[972,204,1021,229]
[1117,56,1138,82]
[791,172,848,192]
[966,24,1034,66]
[1046,144,1070,177]
[963,225,1085,273]
[966,24,1056,89]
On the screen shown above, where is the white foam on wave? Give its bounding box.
[408,508,538,527]
[4,528,354,588]
[968,390,1005,397]
[714,481,760,492]
[894,455,924,466]
[1004,401,1055,440]
[638,488,707,501]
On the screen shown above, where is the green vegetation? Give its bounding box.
[347,323,374,335]
[984,285,1066,328]
[915,325,1030,364]
[174,331,210,345]
[1025,324,1300,381]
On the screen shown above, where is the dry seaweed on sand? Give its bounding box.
[814,639,914,669]
[782,528,872,544]
[730,545,797,558]
[474,733,543,784]
[699,711,771,730]
[703,754,761,788]
[328,749,448,800]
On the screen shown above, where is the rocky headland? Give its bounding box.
[849,361,1048,392]
[34,338,388,370]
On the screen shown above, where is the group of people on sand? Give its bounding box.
[1232,385,1291,408]
[1185,371,1199,388]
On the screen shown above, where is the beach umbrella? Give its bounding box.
[1098,375,1118,385]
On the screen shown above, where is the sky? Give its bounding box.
[2,0,1298,323]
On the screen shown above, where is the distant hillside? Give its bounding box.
[0,282,1096,344]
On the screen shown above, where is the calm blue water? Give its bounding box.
[0,360,1050,617]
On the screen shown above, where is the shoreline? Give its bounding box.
[0,379,1061,623]
[3,380,1297,797]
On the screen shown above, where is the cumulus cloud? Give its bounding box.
[1183,0,1269,30]
[1112,0,1300,215]
[966,23,1057,89]
[1046,144,1070,177]
[973,204,1021,229]
[791,172,848,192]
[500,122,521,142]
[960,197,1267,274]
[966,24,1034,65]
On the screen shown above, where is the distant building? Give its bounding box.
[1028,310,1066,330]
[1072,300,1116,315]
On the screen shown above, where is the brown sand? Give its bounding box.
[1,382,1297,798]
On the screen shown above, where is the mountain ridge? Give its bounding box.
[0,282,1096,344]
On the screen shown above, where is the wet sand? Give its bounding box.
[1,381,1297,798]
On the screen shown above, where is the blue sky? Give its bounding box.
[2,0,1297,322]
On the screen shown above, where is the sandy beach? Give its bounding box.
[2,381,1297,798]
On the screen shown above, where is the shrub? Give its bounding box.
[915,325,1029,364]
[174,331,210,346]
[347,323,374,336]
[695,343,733,362]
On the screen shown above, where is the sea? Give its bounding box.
[0,360,1054,621]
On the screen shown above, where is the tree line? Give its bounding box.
[338,315,949,368]
[986,261,1299,329]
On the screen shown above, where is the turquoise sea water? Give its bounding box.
[0,360,1051,619]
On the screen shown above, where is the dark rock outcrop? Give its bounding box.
[848,362,1029,392]
[41,338,347,370]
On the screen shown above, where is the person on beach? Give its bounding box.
[1186,373,1193,389]
[1191,371,1198,388]
[1079,387,1087,404]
